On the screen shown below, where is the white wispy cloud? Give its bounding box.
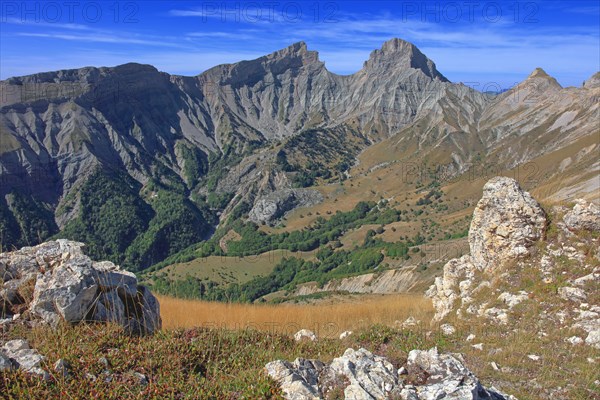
[564,5,600,14]
[169,6,289,22]
[2,17,90,30]
[16,32,187,48]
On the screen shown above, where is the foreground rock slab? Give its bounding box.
[266,347,516,400]
[0,240,161,335]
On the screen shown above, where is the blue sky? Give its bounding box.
[1,1,599,88]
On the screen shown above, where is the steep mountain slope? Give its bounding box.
[0,38,598,271]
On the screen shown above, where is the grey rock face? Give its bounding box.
[426,255,477,322]
[1,240,161,335]
[0,351,14,371]
[329,348,401,399]
[265,358,325,400]
[406,348,512,400]
[31,256,100,326]
[248,189,323,224]
[265,347,516,400]
[469,177,546,272]
[563,199,600,232]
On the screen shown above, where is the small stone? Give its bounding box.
[498,291,529,309]
[585,330,600,349]
[339,330,353,340]
[563,199,600,231]
[527,354,540,361]
[2,339,30,353]
[53,359,70,378]
[566,336,583,345]
[294,329,317,342]
[466,334,476,342]
[132,371,148,385]
[472,343,484,350]
[558,287,587,302]
[401,316,420,328]
[266,346,517,399]
[85,373,97,381]
[490,361,500,371]
[98,357,109,368]
[440,323,456,336]
[573,273,599,286]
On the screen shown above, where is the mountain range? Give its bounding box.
[1,38,598,270]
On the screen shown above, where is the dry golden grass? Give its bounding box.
[158,294,433,338]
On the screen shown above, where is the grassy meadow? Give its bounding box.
[158,294,434,337]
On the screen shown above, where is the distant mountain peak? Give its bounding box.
[362,38,448,82]
[519,67,562,90]
[583,71,600,88]
[528,67,551,79]
[380,37,417,53]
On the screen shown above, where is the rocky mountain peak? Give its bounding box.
[521,67,562,88]
[263,41,321,67]
[210,41,323,86]
[583,71,600,88]
[528,67,551,79]
[362,38,448,81]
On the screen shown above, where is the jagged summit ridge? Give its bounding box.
[362,38,449,81]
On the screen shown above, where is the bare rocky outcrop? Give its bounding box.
[266,347,516,400]
[248,189,323,224]
[294,267,423,297]
[427,177,546,321]
[469,177,546,272]
[427,177,600,358]
[0,240,161,335]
